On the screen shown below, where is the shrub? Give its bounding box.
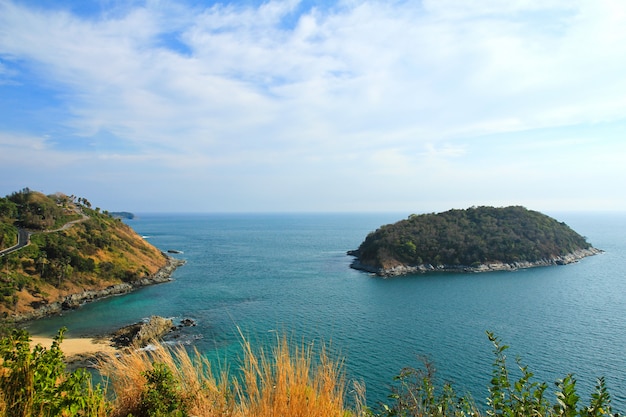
[380,358,478,417]
[139,362,189,417]
[0,328,108,417]
[377,332,620,417]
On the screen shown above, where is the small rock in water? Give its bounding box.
[180,318,197,327]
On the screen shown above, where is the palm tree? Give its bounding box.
[36,252,48,277]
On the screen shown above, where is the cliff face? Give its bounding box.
[349,206,600,277]
[0,190,183,321]
[10,257,185,322]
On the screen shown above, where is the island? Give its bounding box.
[348,206,601,277]
[0,188,184,322]
[109,211,135,219]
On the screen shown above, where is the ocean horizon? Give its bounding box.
[24,211,626,412]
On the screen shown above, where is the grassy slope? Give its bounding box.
[0,190,167,319]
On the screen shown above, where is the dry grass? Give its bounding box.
[98,332,355,417]
[99,344,233,417]
[233,334,348,417]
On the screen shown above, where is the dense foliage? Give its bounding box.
[0,328,108,417]
[0,189,166,318]
[1,188,82,231]
[352,206,592,270]
[0,224,17,254]
[0,330,619,416]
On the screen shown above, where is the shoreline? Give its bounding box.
[349,247,603,277]
[30,334,117,364]
[10,255,186,323]
[29,315,185,368]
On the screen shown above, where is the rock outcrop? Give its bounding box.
[111,315,175,348]
[350,247,602,277]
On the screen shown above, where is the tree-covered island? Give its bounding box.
[348,206,601,277]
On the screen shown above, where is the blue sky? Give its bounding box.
[1,0,625,213]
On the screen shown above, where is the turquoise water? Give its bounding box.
[24,212,626,411]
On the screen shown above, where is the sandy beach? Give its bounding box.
[30,335,117,358]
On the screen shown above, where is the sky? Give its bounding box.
[1,0,625,213]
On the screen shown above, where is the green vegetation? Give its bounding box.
[0,328,108,417]
[0,188,167,319]
[0,224,17,254]
[0,330,620,416]
[377,332,619,417]
[1,188,81,231]
[350,206,594,274]
[0,197,19,251]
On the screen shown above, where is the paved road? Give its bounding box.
[0,211,88,257]
[0,228,30,257]
[54,212,89,232]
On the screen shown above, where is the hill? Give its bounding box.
[0,188,182,322]
[348,206,600,276]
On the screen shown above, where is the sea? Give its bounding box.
[23,212,626,412]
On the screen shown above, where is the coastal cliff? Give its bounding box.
[0,189,185,322]
[349,206,601,277]
[9,257,185,322]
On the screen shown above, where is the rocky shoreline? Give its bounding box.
[349,247,602,277]
[62,315,197,370]
[10,255,186,323]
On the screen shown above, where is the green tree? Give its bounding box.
[0,198,17,219]
[0,328,108,417]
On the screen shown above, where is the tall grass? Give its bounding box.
[233,334,348,417]
[1,329,619,417]
[99,343,233,417]
[98,333,353,417]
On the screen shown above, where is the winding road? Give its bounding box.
[0,211,89,257]
[0,228,30,257]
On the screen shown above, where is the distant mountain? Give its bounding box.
[0,189,180,321]
[348,206,600,277]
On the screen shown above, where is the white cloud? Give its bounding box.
[0,132,49,152]
[1,0,626,211]
[3,0,626,144]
